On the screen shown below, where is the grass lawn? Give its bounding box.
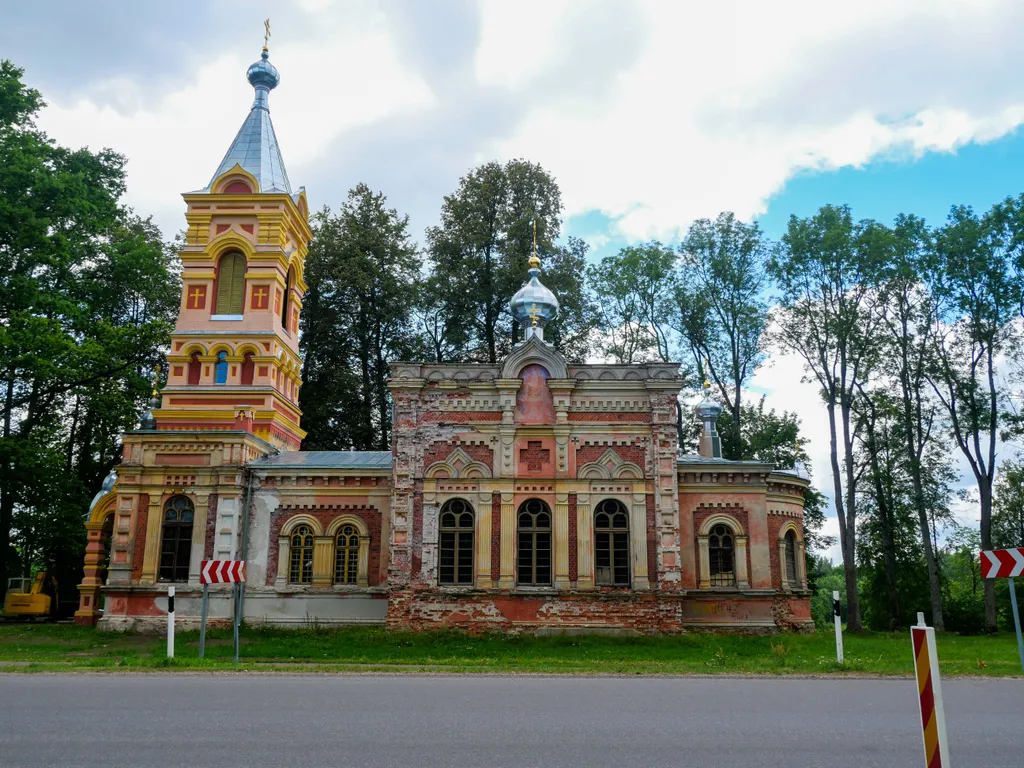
[1,623,1021,676]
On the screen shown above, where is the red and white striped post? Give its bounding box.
[911,612,949,768]
[981,547,1024,671]
[198,560,246,662]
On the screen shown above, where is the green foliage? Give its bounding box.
[0,61,177,600]
[809,558,846,630]
[588,241,676,364]
[423,160,594,364]
[299,185,421,451]
[675,212,769,458]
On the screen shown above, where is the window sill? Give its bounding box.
[211,314,243,321]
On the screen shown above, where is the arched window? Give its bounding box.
[785,530,798,585]
[281,266,294,330]
[335,525,359,585]
[159,495,194,582]
[517,499,551,586]
[289,525,314,584]
[240,352,254,386]
[187,352,201,386]
[594,499,630,586]
[215,252,246,315]
[439,499,474,586]
[709,523,735,586]
[214,352,228,385]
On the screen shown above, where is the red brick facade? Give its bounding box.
[265,505,384,586]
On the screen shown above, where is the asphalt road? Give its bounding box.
[0,674,1020,768]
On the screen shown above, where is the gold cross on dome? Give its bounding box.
[527,303,540,327]
[264,18,271,49]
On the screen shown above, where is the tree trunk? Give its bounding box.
[979,478,997,632]
[827,399,861,632]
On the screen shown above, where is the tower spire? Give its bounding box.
[204,30,291,194]
[510,218,559,343]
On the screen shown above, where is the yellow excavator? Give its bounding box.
[2,572,57,619]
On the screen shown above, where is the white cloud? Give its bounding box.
[31,0,1024,242]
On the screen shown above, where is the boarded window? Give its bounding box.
[187,352,201,386]
[594,499,630,586]
[240,352,254,386]
[214,352,228,385]
[215,252,246,314]
[785,530,798,585]
[439,499,474,585]
[517,499,551,586]
[159,496,194,582]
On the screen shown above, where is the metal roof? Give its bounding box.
[251,451,393,470]
[205,49,291,194]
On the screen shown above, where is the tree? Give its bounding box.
[300,185,420,451]
[924,204,1021,632]
[768,205,882,632]
[425,160,592,363]
[0,61,176,601]
[588,242,675,364]
[870,214,951,629]
[993,457,1024,548]
[674,213,770,459]
[717,397,834,557]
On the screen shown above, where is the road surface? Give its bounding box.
[0,674,1020,767]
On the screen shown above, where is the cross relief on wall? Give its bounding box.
[519,440,550,472]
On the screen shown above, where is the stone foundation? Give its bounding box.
[386,587,813,634]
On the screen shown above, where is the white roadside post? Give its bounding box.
[166,585,175,659]
[833,590,843,664]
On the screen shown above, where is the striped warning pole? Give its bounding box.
[911,612,949,768]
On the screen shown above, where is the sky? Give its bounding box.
[6,0,1024,559]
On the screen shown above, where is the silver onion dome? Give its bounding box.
[247,48,280,92]
[694,380,724,420]
[510,253,559,343]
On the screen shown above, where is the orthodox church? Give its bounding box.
[75,43,813,633]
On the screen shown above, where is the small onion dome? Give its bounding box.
[510,257,559,340]
[247,48,280,91]
[694,380,723,420]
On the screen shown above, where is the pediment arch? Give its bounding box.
[500,336,568,380]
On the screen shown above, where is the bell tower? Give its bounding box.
[156,41,310,450]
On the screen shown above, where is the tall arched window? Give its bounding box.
[240,352,254,386]
[785,530,798,586]
[215,252,246,315]
[335,525,359,585]
[594,499,630,586]
[214,352,228,385]
[187,352,201,386]
[439,499,474,586]
[289,525,314,584]
[517,499,551,586]
[159,495,194,582]
[281,266,294,330]
[709,523,735,586]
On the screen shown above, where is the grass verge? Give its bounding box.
[0,624,1021,676]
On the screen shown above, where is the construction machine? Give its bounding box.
[2,571,57,619]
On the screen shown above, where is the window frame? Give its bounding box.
[334,524,360,585]
[708,523,736,587]
[594,499,630,587]
[214,251,246,316]
[516,498,552,586]
[438,499,475,586]
[159,495,195,583]
[289,524,315,585]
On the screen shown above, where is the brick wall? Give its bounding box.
[646,494,657,587]
[423,440,494,471]
[265,505,384,586]
[575,442,646,469]
[204,494,218,560]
